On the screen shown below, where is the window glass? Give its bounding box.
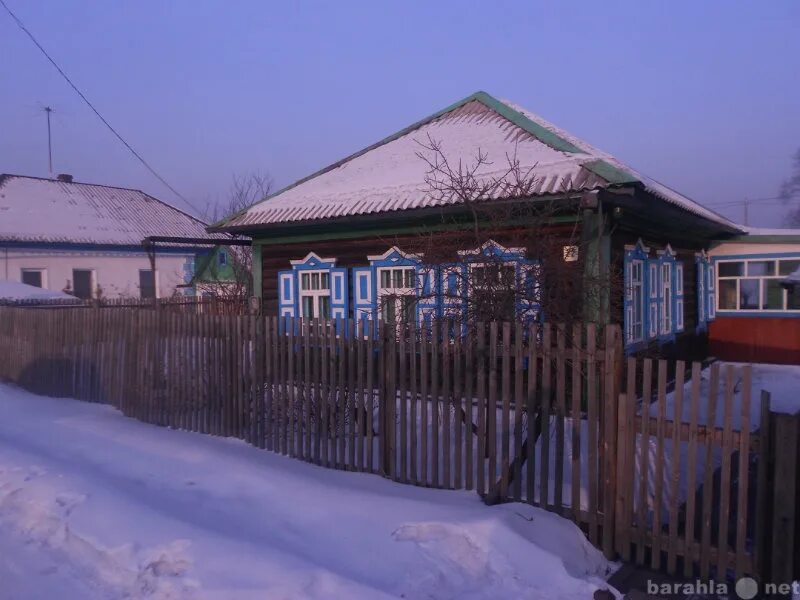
[318,296,330,319]
[779,260,800,276]
[311,273,320,290]
[380,270,391,289]
[719,262,744,277]
[21,270,43,288]
[762,280,784,310]
[747,261,775,276]
[404,269,414,288]
[302,296,314,318]
[739,279,759,309]
[719,280,737,310]
[301,273,310,290]
[321,272,329,290]
[393,269,404,288]
[137,270,154,300]
[788,287,800,310]
[381,297,396,322]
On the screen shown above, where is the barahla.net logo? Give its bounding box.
[647,576,799,599]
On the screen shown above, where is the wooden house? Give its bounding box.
[212,91,756,358]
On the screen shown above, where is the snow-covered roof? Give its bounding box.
[218,91,739,231]
[0,279,75,301]
[738,226,800,236]
[0,175,212,246]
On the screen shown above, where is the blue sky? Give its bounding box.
[1,0,799,226]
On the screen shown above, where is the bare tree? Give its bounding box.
[780,148,800,227]
[374,136,618,328]
[199,172,274,300]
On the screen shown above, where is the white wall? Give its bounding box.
[1,247,195,298]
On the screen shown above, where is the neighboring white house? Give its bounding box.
[0,174,215,299]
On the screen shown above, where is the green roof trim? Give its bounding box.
[582,159,640,185]
[210,91,585,230]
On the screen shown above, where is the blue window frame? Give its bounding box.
[458,239,541,324]
[624,240,649,347]
[695,251,715,331]
[624,240,686,351]
[278,252,348,320]
[353,247,429,326]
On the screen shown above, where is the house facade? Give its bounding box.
[212,91,796,362]
[707,229,800,363]
[0,174,215,299]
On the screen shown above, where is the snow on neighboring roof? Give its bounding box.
[738,226,800,236]
[0,280,75,301]
[221,91,739,231]
[0,175,212,246]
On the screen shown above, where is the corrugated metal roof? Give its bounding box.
[0,175,213,245]
[219,91,740,232]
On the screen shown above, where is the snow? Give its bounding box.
[784,266,800,285]
[739,226,800,236]
[0,279,75,301]
[0,174,211,245]
[0,384,617,599]
[231,93,737,230]
[637,362,800,519]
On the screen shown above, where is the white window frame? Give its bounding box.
[376,266,416,323]
[298,269,331,319]
[20,268,47,289]
[660,262,672,335]
[716,258,800,313]
[698,263,706,323]
[628,259,645,343]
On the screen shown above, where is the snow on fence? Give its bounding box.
[0,306,796,586]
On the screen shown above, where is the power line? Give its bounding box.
[0,0,203,216]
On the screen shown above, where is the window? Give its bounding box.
[299,270,331,318]
[72,269,94,300]
[377,266,415,323]
[218,251,227,266]
[139,270,156,299]
[661,262,672,334]
[716,257,800,312]
[21,269,44,288]
[627,260,644,342]
[469,263,516,321]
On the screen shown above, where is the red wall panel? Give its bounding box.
[709,317,800,364]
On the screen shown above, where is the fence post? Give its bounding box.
[768,411,799,587]
[601,324,621,560]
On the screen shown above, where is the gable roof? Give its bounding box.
[0,174,212,246]
[215,91,740,232]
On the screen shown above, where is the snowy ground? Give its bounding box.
[0,384,615,599]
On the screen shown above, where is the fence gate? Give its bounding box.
[613,360,781,584]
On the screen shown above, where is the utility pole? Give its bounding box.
[43,106,54,174]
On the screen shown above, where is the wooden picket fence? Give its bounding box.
[615,360,799,586]
[0,306,795,585]
[0,296,248,314]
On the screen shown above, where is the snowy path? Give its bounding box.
[0,384,614,599]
